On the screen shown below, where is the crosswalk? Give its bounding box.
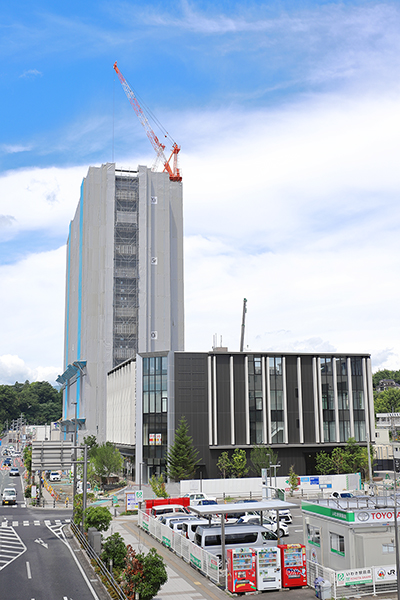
[1,518,71,528]
[0,526,26,570]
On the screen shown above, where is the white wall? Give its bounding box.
[181,473,362,499]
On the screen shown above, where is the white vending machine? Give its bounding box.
[255,547,281,591]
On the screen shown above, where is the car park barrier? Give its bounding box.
[138,509,222,586]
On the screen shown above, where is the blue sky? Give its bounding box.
[1,0,400,384]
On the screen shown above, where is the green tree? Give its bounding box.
[250,445,279,476]
[331,447,349,474]
[374,388,400,415]
[216,451,231,479]
[149,474,169,498]
[101,532,127,571]
[230,448,249,478]
[23,444,32,482]
[122,546,168,600]
[288,465,299,496]
[92,442,123,482]
[83,505,113,533]
[315,451,334,475]
[83,435,99,459]
[165,417,200,481]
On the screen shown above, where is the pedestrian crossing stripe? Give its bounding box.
[1,519,70,528]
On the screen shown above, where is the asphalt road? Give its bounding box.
[0,460,101,600]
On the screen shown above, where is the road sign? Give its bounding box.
[32,440,73,470]
[136,489,143,502]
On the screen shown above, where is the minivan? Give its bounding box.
[194,523,277,561]
[182,518,216,542]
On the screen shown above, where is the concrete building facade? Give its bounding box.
[58,163,184,443]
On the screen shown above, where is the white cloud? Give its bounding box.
[19,69,42,78]
[0,165,86,243]
[0,247,66,381]
[0,355,60,386]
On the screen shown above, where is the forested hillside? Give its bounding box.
[0,381,62,430]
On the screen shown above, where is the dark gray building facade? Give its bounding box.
[111,350,374,481]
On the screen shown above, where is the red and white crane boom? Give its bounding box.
[113,62,182,182]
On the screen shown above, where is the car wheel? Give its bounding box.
[279,528,285,537]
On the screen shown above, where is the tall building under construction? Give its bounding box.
[58,163,184,442]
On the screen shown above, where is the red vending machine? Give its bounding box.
[278,544,307,588]
[227,547,257,593]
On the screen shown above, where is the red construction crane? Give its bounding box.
[113,62,182,182]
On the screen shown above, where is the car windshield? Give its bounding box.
[4,489,16,495]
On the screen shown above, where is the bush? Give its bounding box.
[122,546,168,600]
[101,532,127,571]
[24,485,32,498]
[84,505,113,533]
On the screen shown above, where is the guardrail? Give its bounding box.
[138,510,222,586]
[70,522,127,600]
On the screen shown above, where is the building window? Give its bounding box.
[382,544,395,553]
[249,355,264,444]
[351,357,365,442]
[143,355,168,472]
[330,532,345,556]
[269,356,284,443]
[321,357,335,442]
[307,524,321,547]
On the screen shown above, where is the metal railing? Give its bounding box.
[71,522,127,600]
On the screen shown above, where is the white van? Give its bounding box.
[195,523,277,561]
[182,518,215,542]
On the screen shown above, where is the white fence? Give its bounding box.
[307,560,399,598]
[181,473,362,500]
[137,510,221,585]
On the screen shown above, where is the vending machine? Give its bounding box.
[227,547,257,593]
[278,544,307,588]
[255,547,281,590]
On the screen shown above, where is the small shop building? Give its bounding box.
[302,496,400,570]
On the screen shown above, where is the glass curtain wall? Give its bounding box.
[269,357,284,443]
[351,357,365,441]
[249,355,263,444]
[320,357,335,442]
[142,356,168,476]
[336,356,350,442]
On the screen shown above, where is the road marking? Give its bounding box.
[26,561,32,579]
[34,538,48,549]
[23,521,29,526]
[295,529,303,532]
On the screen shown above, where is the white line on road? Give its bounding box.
[26,561,32,579]
[295,529,303,532]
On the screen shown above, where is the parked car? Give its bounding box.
[236,513,289,537]
[330,491,354,499]
[182,518,216,542]
[151,504,191,519]
[183,492,217,505]
[49,471,61,482]
[9,468,19,477]
[2,487,17,505]
[266,508,292,524]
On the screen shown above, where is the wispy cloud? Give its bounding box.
[19,69,42,78]
[1,144,32,154]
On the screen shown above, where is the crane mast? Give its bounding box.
[240,298,247,352]
[113,62,182,182]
